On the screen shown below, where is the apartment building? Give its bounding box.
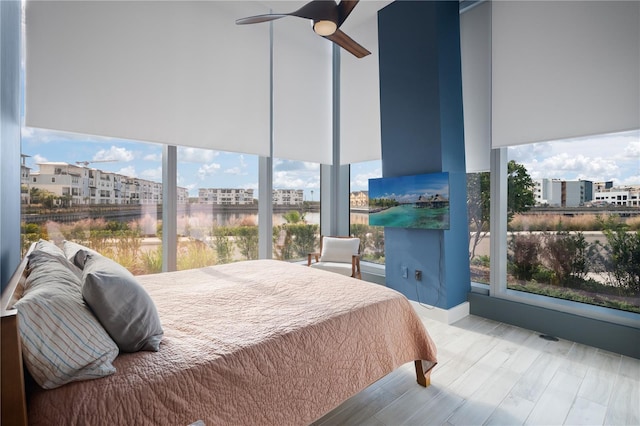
[198,188,255,205]
[25,162,187,205]
[350,191,369,208]
[594,185,640,207]
[533,178,593,207]
[272,189,303,205]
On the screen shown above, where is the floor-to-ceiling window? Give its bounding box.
[176,148,259,269]
[349,160,384,265]
[272,159,320,262]
[502,130,639,314]
[20,129,163,275]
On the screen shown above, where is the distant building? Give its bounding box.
[594,185,640,207]
[594,181,614,192]
[272,189,303,205]
[26,162,187,206]
[533,178,593,207]
[350,191,369,208]
[21,164,32,204]
[534,179,560,206]
[198,188,255,205]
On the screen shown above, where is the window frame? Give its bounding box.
[488,147,639,328]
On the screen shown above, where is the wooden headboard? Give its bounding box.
[1,244,34,426]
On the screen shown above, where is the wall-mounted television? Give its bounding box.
[368,172,450,230]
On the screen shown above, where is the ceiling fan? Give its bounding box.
[236,0,371,58]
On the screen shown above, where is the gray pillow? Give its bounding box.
[81,253,163,352]
[27,249,83,284]
[62,240,100,269]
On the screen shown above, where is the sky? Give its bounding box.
[20,127,639,200]
[507,130,639,186]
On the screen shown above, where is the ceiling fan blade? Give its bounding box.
[324,28,371,58]
[289,0,339,21]
[236,14,289,25]
[336,0,359,26]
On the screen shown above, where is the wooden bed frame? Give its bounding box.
[0,244,431,425]
[1,245,32,426]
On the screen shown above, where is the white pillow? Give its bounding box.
[319,237,360,263]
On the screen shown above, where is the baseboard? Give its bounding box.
[409,300,469,325]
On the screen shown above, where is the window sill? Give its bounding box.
[493,287,639,329]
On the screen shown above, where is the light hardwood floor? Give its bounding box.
[313,314,640,426]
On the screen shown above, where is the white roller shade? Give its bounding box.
[460,1,491,172]
[339,2,389,165]
[272,16,332,164]
[492,1,640,148]
[26,1,271,156]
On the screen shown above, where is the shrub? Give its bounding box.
[531,265,555,283]
[602,228,640,293]
[141,247,163,274]
[273,225,293,260]
[234,225,258,260]
[111,230,142,272]
[470,255,490,267]
[21,222,48,254]
[211,226,233,264]
[508,233,542,280]
[541,231,588,286]
[287,223,319,259]
[627,216,640,231]
[177,240,216,270]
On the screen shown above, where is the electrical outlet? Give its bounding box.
[401,266,408,279]
[415,270,422,281]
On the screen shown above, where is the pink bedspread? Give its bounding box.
[27,260,437,425]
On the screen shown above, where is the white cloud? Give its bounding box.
[351,169,381,189]
[507,131,640,184]
[534,153,620,182]
[197,163,221,180]
[623,139,640,157]
[117,166,137,178]
[179,147,218,164]
[224,167,243,175]
[143,153,161,162]
[141,167,162,181]
[273,170,319,191]
[93,146,134,162]
[273,171,305,188]
[619,174,640,186]
[32,154,48,164]
[21,126,113,145]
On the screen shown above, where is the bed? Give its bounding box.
[1,241,437,426]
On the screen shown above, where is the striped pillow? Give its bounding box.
[14,250,119,389]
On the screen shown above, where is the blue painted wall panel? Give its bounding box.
[378,1,470,309]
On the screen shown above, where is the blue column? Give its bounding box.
[378,1,470,309]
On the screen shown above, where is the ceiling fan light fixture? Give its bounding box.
[313,20,337,36]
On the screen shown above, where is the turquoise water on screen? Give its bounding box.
[369,204,449,229]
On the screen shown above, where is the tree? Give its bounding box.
[282,210,305,224]
[467,172,490,259]
[507,160,536,221]
[467,160,535,259]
